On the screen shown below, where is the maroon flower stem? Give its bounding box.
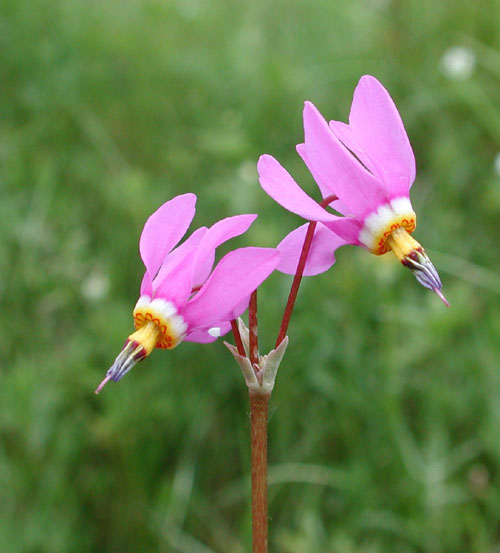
[230,319,246,357]
[248,290,259,369]
[233,195,336,552]
[249,389,269,553]
[247,287,268,553]
[275,194,337,348]
[230,298,269,553]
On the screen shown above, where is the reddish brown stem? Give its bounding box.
[250,390,269,553]
[230,319,246,357]
[275,194,337,348]
[248,290,259,368]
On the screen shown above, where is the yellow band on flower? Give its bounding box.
[127,321,162,356]
[132,296,187,350]
[386,227,422,262]
[373,215,416,255]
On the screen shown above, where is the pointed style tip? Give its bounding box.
[95,375,112,395]
[433,288,450,307]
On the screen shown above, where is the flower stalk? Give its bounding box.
[229,191,334,550]
[230,319,246,357]
[247,289,268,553]
[249,389,270,553]
[249,290,259,366]
[276,194,337,348]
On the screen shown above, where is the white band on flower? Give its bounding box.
[358,197,417,254]
[133,295,188,349]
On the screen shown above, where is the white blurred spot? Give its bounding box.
[440,46,476,80]
[494,152,500,177]
[208,326,221,337]
[238,160,256,183]
[175,0,202,18]
[365,0,391,10]
[81,270,110,302]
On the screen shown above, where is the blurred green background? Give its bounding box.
[1,0,500,551]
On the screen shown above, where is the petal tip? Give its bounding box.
[303,100,318,114]
[257,153,273,167]
[357,74,381,87]
[182,191,197,203]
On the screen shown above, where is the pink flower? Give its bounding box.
[258,75,448,305]
[96,193,280,392]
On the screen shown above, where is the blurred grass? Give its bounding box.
[1,0,500,551]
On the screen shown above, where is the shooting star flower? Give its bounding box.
[258,75,448,305]
[96,193,280,393]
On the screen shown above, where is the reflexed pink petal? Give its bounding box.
[276,223,347,276]
[301,102,387,217]
[227,295,251,321]
[347,75,416,196]
[182,247,280,329]
[322,218,363,245]
[139,193,197,279]
[153,245,198,307]
[296,144,352,215]
[184,321,232,343]
[192,214,257,287]
[328,120,379,176]
[153,227,207,290]
[295,143,337,199]
[257,155,339,223]
[140,271,153,297]
[328,198,352,217]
